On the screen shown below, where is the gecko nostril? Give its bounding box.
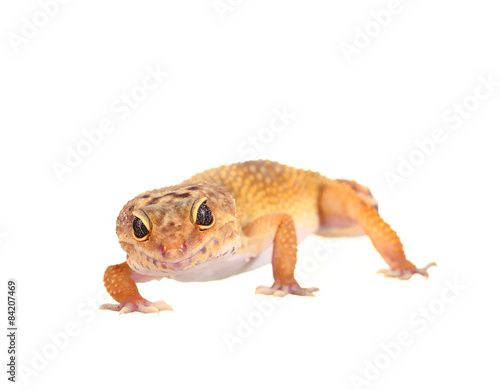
[160,245,169,257]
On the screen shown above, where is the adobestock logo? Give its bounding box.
[384,74,499,191]
[237,106,296,160]
[51,64,168,183]
[339,0,408,64]
[8,0,71,54]
[20,289,109,385]
[212,0,244,21]
[349,278,466,389]
[222,238,338,354]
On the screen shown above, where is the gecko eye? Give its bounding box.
[191,197,215,230]
[196,201,213,226]
[133,217,149,238]
[132,211,152,241]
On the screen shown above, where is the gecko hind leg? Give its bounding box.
[358,205,437,280]
[319,179,436,280]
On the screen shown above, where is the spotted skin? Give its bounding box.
[100,160,435,314]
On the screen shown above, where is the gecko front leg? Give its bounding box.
[99,262,172,314]
[243,214,319,297]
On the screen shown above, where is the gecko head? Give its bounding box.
[116,182,240,275]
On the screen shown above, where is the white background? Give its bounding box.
[1,1,499,389]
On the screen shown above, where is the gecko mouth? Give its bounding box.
[123,237,234,273]
[140,237,216,271]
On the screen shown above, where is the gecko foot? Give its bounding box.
[377,262,437,280]
[99,300,173,315]
[256,281,319,297]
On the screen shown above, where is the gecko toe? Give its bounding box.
[296,286,320,296]
[118,305,134,315]
[378,262,437,280]
[416,262,437,278]
[99,303,121,312]
[255,285,278,295]
[151,300,174,312]
[255,283,319,297]
[100,300,173,315]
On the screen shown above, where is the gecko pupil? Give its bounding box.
[133,217,149,238]
[196,201,213,226]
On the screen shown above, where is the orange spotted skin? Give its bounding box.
[187,160,321,230]
[103,263,145,306]
[100,160,435,314]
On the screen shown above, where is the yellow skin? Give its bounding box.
[100,160,436,314]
